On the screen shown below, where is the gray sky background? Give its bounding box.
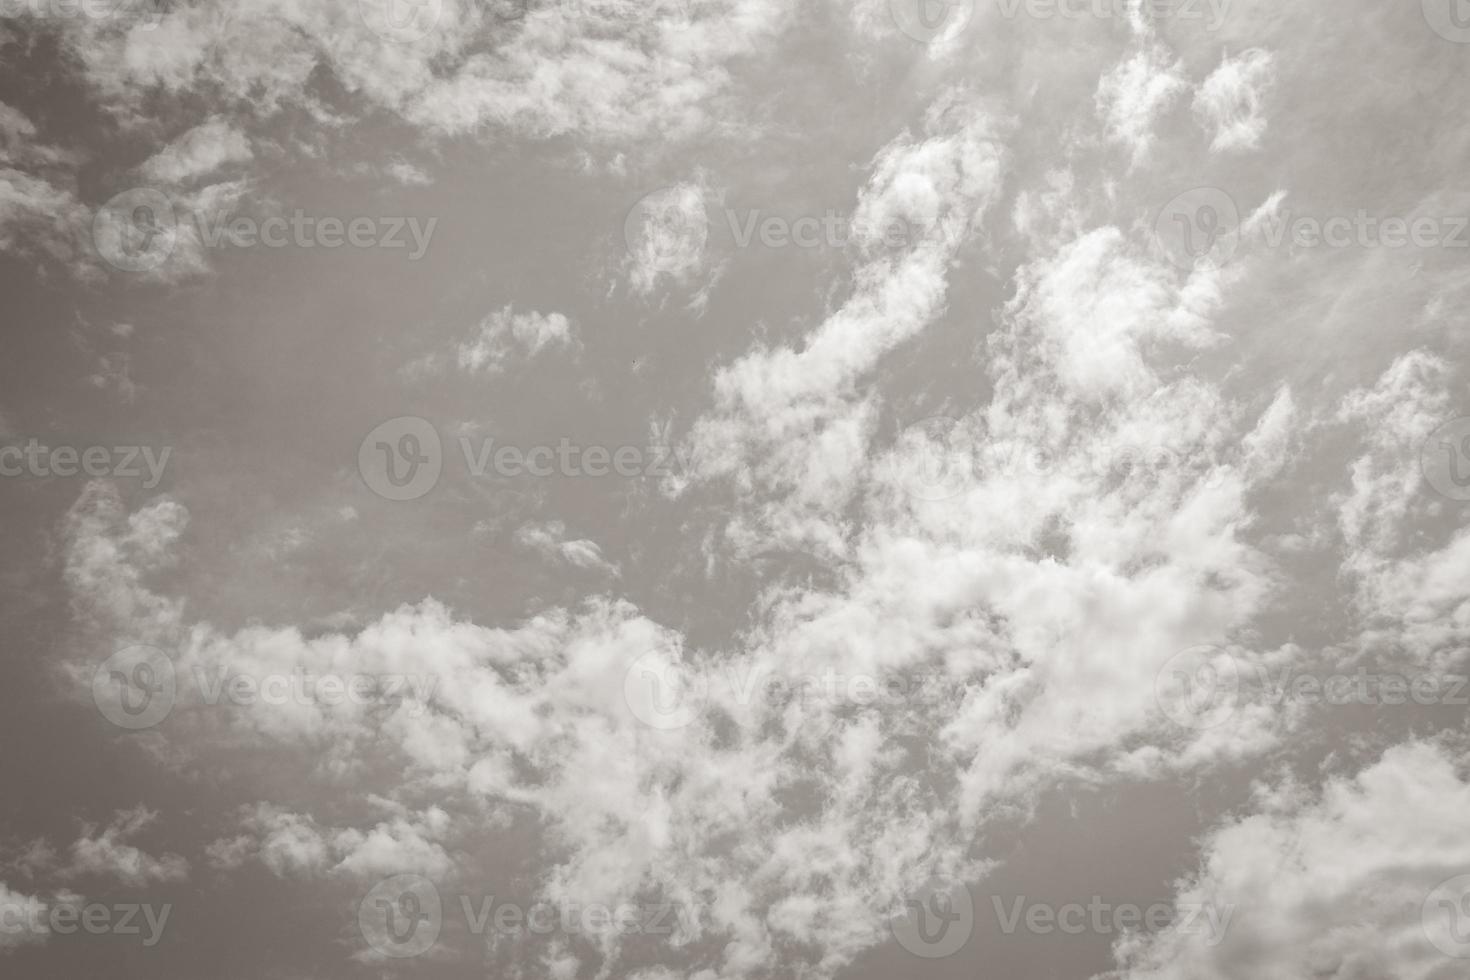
[1,1,1469,978]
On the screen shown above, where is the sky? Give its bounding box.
[1,0,1469,978]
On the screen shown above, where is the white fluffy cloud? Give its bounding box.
[1107,741,1470,980]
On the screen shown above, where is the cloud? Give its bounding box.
[1095,44,1188,165]
[0,882,49,952]
[138,117,252,185]
[1105,741,1470,980]
[62,807,189,887]
[455,306,576,374]
[1192,49,1275,154]
[515,521,621,577]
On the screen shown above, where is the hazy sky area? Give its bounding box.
[1,1,1469,978]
